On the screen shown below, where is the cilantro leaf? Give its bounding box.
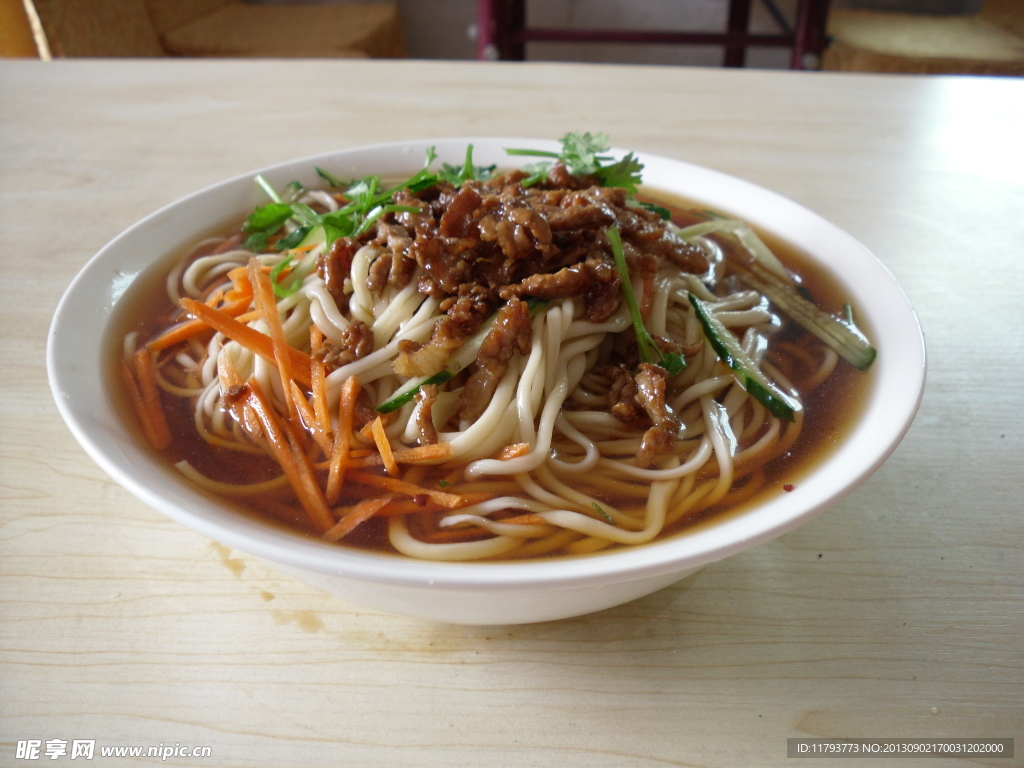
[320,208,360,244]
[316,167,350,188]
[639,201,672,220]
[244,202,292,231]
[605,225,686,376]
[659,349,687,377]
[395,146,441,195]
[596,152,644,195]
[243,148,444,252]
[288,202,321,228]
[242,202,292,251]
[439,144,497,185]
[517,161,553,188]
[559,131,612,175]
[505,131,645,193]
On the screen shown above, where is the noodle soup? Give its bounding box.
[117,135,875,561]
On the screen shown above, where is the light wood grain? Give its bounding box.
[1,60,1021,768]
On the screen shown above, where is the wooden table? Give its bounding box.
[2,60,1021,767]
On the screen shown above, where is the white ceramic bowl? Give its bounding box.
[48,138,926,624]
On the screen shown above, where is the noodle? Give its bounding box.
[121,137,871,561]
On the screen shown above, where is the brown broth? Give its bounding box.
[654,194,874,539]
[110,190,875,559]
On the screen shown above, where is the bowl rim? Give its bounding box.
[47,136,927,591]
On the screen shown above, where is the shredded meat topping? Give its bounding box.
[393,175,705,322]
[414,384,439,446]
[314,320,374,373]
[318,167,707,423]
[606,363,683,468]
[365,223,416,293]
[634,363,676,428]
[459,299,533,421]
[394,286,492,378]
[634,364,683,468]
[606,365,644,425]
[317,236,359,312]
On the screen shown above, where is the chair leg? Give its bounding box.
[502,0,526,60]
[477,0,525,61]
[759,0,794,35]
[477,0,497,59]
[724,0,753,66]
[791,0,830,69]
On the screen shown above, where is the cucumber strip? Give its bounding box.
[269,252,318,299]
[276,225,313,250]
[671,219,792,282]
[689,293,801,422]
[294,224,326,251]
[674,218,876,371]
[735,261,876,371]
[375,300,548,414]
[376,370,453,414]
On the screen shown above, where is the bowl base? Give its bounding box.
[274,564,703,624]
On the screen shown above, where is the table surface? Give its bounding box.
[1,59,1021,768]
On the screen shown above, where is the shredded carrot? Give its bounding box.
[231,309,262,325]
[227,265,252,296]
[309,327,332,446]
[323,495,394,542]
[201,285,225,305]
[403,463,427,484]
[326,376,360,505]
[249,258,299,430]
[241,380,333,534]
[179,298,312,387]
[493,442,531,461]
[288,380,333,457]
[369,416,399,477]
[347,442,455,468]
[120,359,171,450]
[501,514,549,526]
[131,349,172,450]
[371,497,446,517]
[344,455,403,470]
[287,381,315,427]
[398,442,454,462]
[314,447,372,469]
[367,491,494,517]
[146,296,252,352]
[346,469,465,508]
[358,409,396,440]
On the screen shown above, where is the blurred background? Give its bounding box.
[1,0,1022,74]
